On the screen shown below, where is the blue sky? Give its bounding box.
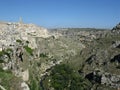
[0,0,120,28]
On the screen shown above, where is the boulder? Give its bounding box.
[21,82,30,90]
[112,41,120,48]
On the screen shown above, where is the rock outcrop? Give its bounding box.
[101,73,120,88]
[1,21,120,90]
[22,69,29,82]
[21,82,30,90]
[112,23,120,34]
[0,21,50,49]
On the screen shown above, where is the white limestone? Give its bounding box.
[0,21,50,50]
[21,82,30,90]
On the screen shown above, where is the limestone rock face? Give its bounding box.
[112,41,120,48]
[22,69,29,81]
[101,73,120,88]
[21,82,30,90]
[112,23,120,34]
[0,22,50,49]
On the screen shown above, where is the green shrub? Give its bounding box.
[0,68,13,89]
[40,53,47,58]
[0,51,5,57]
[6,48,13,52]
[24,46,33,55]
[0,60,4,63]
[0,48,12,63]
[16,39,22,43]
[26,41,29,44]
[49,64,90,90]
[116,65,120,69]
[0,50,10,58]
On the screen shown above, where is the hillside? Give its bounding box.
[0,21,120,90]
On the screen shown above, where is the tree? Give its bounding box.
[50,64,91,90]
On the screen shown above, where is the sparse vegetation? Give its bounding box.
[0,21,120,90]
[24,46,33,55]
[0,49,12,62]
[6,48,13,52]
[16,39,22,43]
[26,40,29,44]
[42,64,91,90]
[0,68,14,90]
[40,53,48,58]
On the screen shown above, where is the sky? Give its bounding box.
[0,0,120,29]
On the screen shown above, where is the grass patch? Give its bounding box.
[0,68,14,89]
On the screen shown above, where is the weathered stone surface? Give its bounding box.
[21,82,30,90]
[22,69,29,81]
[0,22,50,49]
[112,23,120,34]
[101,73,120,88]
[112,41,120,48]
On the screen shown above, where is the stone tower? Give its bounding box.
[19,17,23,24]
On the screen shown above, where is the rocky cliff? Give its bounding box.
[0,22,120,90]
[0,22,50,49]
